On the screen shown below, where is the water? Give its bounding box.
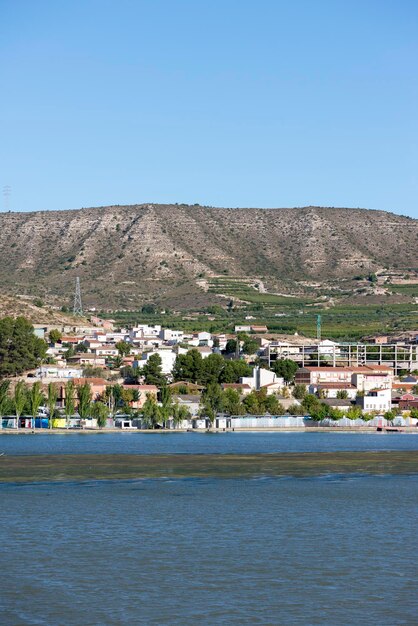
[1,433,417,625]
[2,430,418,456]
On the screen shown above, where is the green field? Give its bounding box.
[101,300,418,341]
[389,284,418,297]
[98,275,418,340]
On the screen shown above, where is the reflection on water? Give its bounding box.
[1,476,417,625]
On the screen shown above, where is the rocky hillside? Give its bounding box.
[0,295,86,326]
[0,204,416,309]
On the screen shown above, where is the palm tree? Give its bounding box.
[0,380,11,429]
[104,385,116,418]
[46,382,58,430]
[28,381,44,429]
[77,382,92,422]
[13,380,27,429]
[64,380,75,428]
[113,356,123,369]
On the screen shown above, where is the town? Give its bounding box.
[1,315,417,432]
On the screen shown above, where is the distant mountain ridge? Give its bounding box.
[0,204,416,309]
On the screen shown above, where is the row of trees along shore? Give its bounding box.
[0,380,107,429]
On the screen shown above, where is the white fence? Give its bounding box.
[230,416,306,429]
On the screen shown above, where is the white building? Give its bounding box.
[134,348,177,375]
[240,367,284,392]
[130,325,161,340]
[36,366,83,379]
[317,340,341,356]
[356,388,392,413]
[352,368,393,393]
[187,332,213,348]
[160,328,184,343]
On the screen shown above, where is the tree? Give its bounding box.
[141,304,156,314]
[309,403,328,421]
[49,329,62,344]
[293,384,307,400]
[301,393,320,413]
[28,381,44,428]
[159,385,173,428]
[120,365,139,384]
[224,339,237,354]
[0,380,11,424]
[115,341,131,357]
[118,388,134,414]
[200,383,223,425]
[112,384,125,411]
[219,360,252,384]
[46,382,58,429]
[63,344,75,358]
[172,349,203,383]
[112,355,123,369]
[91,401,109,428]
[328,407,344,420]
[13,380,27,429]
[141,394,161,428]
[222,388,245,415]
[384,410,396,422]
[272,359,298,384]
[0,316,47,378]
[336,390,348,399]
[83,366,107,378]
[142,354,166,386]
[346,406,363,420]
[171,403,192,428]
[409,408,418,419]
[200,353,225,386]
[242,336,259,355]
[287,403,303,415]
[243,391,262,415]
[64,380,75,428]
[77,382,92,420]
[264,394,285,415]
[103,385,116,416]
[280,386,290,399]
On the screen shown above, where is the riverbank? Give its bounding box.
[1,426,417,435]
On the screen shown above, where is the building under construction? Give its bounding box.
[262,340,418,373]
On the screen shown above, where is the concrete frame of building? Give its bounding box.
[264,343,418,373]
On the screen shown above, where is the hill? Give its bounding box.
[0,204,417,309]
[0,294,87,326]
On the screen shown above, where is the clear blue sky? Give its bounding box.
[1,0,417,217]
